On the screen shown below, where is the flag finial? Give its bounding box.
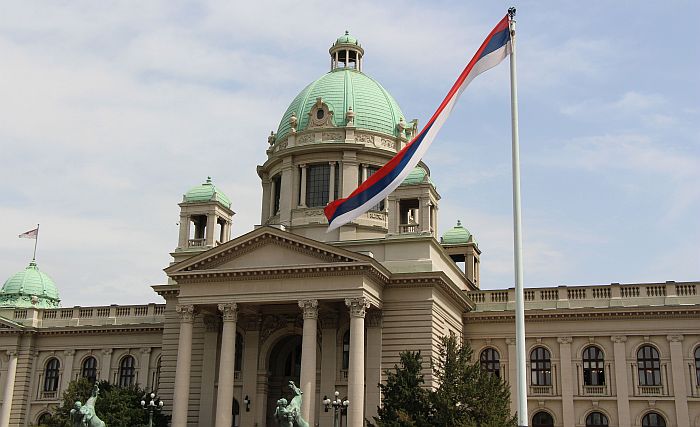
[508,7,516,18]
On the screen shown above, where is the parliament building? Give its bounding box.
[1,33,699,427]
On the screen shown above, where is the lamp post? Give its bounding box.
[322,391,349,427]
[141,392,164,427]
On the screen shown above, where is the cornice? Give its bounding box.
[387,272,472,310]
[463,306,700,323]
[34,325,164,336]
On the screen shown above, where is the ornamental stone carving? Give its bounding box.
[346,106,355,125]
[298,299,319,319]
[176,304,196,322]
[268,131,277,145]
[101,349,113,356]
[218,303,239,322]
[345,297,370,318]
[557,336,573,345]
[611,335,627,344]
[290,112,298,133]
[64,349,76,357]
[666,334,684,342]
[367,310,383,327]
[355,133,373,144]
[308,98,335,128]
[505,337,517,346]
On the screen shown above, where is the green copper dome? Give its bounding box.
[441,220,476,245]
[0,260,61,308]
[276,69,405,140]
[335,30,359,46]
[400,166,435,187]
[183,177,231,208]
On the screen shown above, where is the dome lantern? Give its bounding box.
[330,31,364,72]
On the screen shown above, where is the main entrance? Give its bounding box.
[266,334,302,427]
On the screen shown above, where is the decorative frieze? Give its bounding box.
[298,299,319,320]
[218,303,239,322]
[175,304,196,323]
[345,297,370,318]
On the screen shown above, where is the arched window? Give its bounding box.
[530,347,551,386]
[37,412,52,426]
[637,345,661,386]
[43,358,60,392]
[153,357,162,392]
[118,355,136,387]
[81,356,97,384]
[642,412,666,427]
[694,347,700,386]
[342,330,350,370]
[235,333,244,372]
[586,411,609,426]
[233,398,240,427]
[582,346,605,386]
[532,411,554,427]
[480,348,501,377]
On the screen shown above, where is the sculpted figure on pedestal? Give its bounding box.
[272,381,309,427]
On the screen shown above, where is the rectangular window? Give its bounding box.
[272,174,282,214]
[306,164,330,207]
[366,166,385,211]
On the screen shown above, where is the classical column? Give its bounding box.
[139,348,152,390]
[240,316,261,427]
[215,303,239,427]
[505,338,518,416]
[61,350,75,394]
[206,214,216,245]
[346,297,370,427]
[558,337,574,427]
[667,335,690,427]
[299,299,319,425]
[611,335,631,427]
[100,349,113,382]
[361,164,368,182]
[269,178,277,215]
[172,304,196,427]
[199,315,221,427]
[299,164,307,207]
[0,351,18,427]
[365,311,383,422]
[319,315,338,427]
[328,162,336,204]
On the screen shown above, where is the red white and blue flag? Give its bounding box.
[325,14,512,231]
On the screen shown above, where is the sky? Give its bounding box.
[1,1,698,307]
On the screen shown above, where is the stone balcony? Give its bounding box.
[467,281,699,312]
[1,303,166,328]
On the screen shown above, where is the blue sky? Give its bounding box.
[1,1,698,306]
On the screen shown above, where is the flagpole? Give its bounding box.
[33,223,40,261]
[508,7,528,427]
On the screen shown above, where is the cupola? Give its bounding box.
[330,30,364,71]
[0,260,61,308]
[441,220,481,287]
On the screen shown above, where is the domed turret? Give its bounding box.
[440,220,480,287]
[441,220,475,245]
[0,260,61,308]
[183,177,231,208]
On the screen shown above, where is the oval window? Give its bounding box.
[316,109,325,120]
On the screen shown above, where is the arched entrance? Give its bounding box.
[266,334,302,427]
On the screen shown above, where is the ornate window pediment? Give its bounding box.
[307,98,335,128]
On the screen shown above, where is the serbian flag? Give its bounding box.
[325,14,512,231]
[19,227,39,239]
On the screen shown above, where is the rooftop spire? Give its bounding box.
[329,31,364,72]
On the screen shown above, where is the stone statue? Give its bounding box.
[272,381,308,427]
[70,383,106,427]
[290,112,298,133]
[268,131,277,145]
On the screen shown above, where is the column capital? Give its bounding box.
[329,161,337,166]
[557,336,573,345]
[140,347,152,355]
[6,350,17,358]
[63,349,76,357]
[298,299,319,319]
[176,304,196,322]
[610,335,627,344]
[218,303,239,322]
[366,310,383,328]
[299,163,307,169]
[101,348,113,356]
[345,297,370,318]
[666,334,684,343]
[505,337,517,346]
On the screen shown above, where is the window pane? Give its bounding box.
[586,412,609,426]
[532,411,554,427]
[82,356,97,384]
[119,356,135,387]
[642,412,666,427]
[306,164,330,207]
[637,346,661,386]
[480,348,501,378]
[44,358,60,392]
[583,346,605,386]
[530,347,551,386]
[366,167,384,211]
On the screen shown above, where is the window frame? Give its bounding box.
[81,356,98,384]
[43,358,60,392]
[480,347,501,377]
[306,164,331,208]
[641,412,666,427]
[532,411,554,427]
[585,411,609,426]
[694,346,700,386]
[118,355,136,387]
[637,345,661,386]
[582,345,605,386]
[530,347,552,386]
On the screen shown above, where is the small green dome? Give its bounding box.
[441,220,475,245]
[276,69,405,140]
[335,30,359,46]
[0,260,61,308]
[400,166,435,187]
[183,177,231,208]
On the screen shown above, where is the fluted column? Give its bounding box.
[0,351,18,427]
[172,304,196,427]
[558,337,574,427]
[667,334,690,427]
[611,335,630,427]
[215,303,239,427]
[346,297,369,427]
[299,164,308,207]
[299,299,319,425]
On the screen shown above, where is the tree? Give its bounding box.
[369,351,432,427]
[38,379,169,427]
[431,334,517,427]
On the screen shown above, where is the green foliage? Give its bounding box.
[369,351,431,427]
[38,379,169,427]
[371,334,517,427]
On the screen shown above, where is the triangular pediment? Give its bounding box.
[165,226,385,276]
[0,315,25,331]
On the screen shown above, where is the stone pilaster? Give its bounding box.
[611,335,630,427]
[667,334,689,427]
[0,351,18,427]
[557,337,574,427]
[61,349,75,394]
[365,310,383,422]
[298,299,319,425]
[172,304,196,427]
[345,297,370,427]
[139,348,152,390]
[100,349,113,382]
[505,337,517,416]
[215,303,239,427]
